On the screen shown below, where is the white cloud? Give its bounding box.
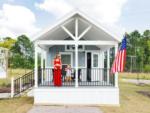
[0,4,40,38]
[35,0,127,24]
[35,0,73,18]
[6,0,15,2]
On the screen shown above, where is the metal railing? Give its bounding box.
[38,68,74,87]
[13,70,34,96]
[39,68,115,87]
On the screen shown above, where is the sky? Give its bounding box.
[0,0,150,39]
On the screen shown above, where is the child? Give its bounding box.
[65,64,72,82]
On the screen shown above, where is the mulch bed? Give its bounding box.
[137,91,150,98]
[0,88,11,93]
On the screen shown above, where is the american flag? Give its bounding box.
[111,35,127,74]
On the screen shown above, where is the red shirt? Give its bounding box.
[54,58,62,69]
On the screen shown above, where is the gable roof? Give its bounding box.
[33,10,122,42]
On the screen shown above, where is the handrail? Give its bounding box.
[14,70,34,81]
[13,70,34,96]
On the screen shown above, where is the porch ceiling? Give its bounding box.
[38,41,115,51]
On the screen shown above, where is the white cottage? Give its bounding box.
[33,10,121,105]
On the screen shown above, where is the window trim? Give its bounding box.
[65,45,85,51]
[59,52,73,67]
[92,52,100,68]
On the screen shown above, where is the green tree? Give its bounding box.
[125,30,150,72]
[11,35,34,69]
[0,37,16,49]
[142,30,150,65]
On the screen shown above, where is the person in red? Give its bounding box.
[53,54,62,86]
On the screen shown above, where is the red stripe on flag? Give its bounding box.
[121,50,126,72]
[118,51,122,71]
[115,52,119,72]
[120,50,124,71]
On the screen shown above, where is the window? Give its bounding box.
[61,54,71,65]
[92,53,99,68]
[65,45,84,51]
[60,52,73,66]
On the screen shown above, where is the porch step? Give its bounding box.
[27,106,103,113]
[27,88,34,97]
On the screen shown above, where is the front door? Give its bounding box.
[86,52,100,81]
[87,52,91,81]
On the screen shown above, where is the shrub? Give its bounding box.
[144,65,150,72]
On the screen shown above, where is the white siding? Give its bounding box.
[34,87,119,105]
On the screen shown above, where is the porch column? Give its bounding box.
[34,44,38,88]
[115,44,118,88]
[99,50,103,81]
[75,44,78,87]
[45,49,48,67]
[101,51,104,81]
[107,49,110,84]
[41,51,44,84]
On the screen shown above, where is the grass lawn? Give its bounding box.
[0,81,149,113]
[0,97,33,113]
[119,72,150,80]
[0,68,31,88]
[0,72,150,113]
[101,81,150,113]
[0,69,33,113]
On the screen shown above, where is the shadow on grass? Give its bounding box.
[137,91,150,98]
